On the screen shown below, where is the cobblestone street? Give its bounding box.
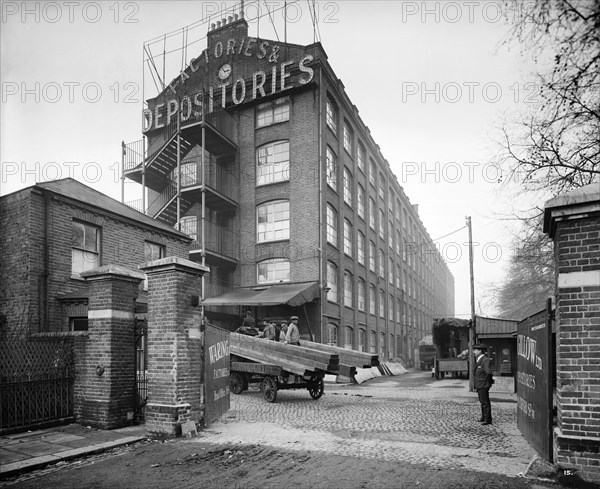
[200,370,537,477]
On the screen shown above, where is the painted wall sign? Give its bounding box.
[142,54,314,132]
[204,324,230,425]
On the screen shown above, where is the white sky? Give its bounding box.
[1,0,542,320]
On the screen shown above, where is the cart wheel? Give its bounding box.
[308,375,324,400]
[230,372,244,395]
[262,376,278,403]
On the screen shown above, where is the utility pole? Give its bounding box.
[466,216,475,392]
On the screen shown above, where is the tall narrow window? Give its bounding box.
[344,326,353,349]
[72,221,100,275]
[256,140,289,185]
[257,200,290,242]
[343,167,352,206]
[327,261,338,302]
[389,294,394,321]
[343,219,352,256]
[396,299,402,322]
[257,258,290,283]
[379,289,385,318]
[357,142,365,172]
[326,205,338,246]
[389,257,394,284]
[379,173,385,199]
[388,220,394,248]
[369,159,376,187]
[256,96,290,128]
[326,323,338,346]
[370,330,377,354]
[369,198,376,230]
[343,271,353,307]
[358,278,365,311]
[379,209,385,239]
[357,184,365,219]
[369,284,376,315]
[396,263,401,289]
[369,241,376,272]
[359,329,366,352]
[343,120,354,155]
[357,231,365,265]
[378,249,384,278]
[326,96,338,133]
[326,146,337,190]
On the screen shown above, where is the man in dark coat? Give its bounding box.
[472,344,493,425]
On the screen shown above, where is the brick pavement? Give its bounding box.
[196,371,538,477]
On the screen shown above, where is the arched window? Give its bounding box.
[326,204,338,246]
[326,261,338,302]
[326,146,337,190]
[357,278,365,311]
[379,289,385,318]
[380,332,385,358]
[343,271,353,307]
[256,140,289,185]
[357,184,365,219]
[358,329,366,352]
[257,258,290,283]
[343,167,352,206]
[369,284,376,315]
[343,219,353,256]
[326,322,338,346]
[369,330,377,354]
[344,326,353,349]
[257,200,289,242]
[357,231,365,265]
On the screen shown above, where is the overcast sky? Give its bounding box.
[1,0,541,319]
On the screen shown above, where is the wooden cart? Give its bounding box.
[434,357,469,379]
[432,318,471,379]
[230,360,324,403]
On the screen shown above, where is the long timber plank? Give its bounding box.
[300,340,379,367]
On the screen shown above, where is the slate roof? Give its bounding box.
[33,178,190,240]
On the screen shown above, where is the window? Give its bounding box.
[72,221,100,275]
[357,142,365,172]
[257,258,290,283]
[144,241,165,262]
[389,257,394,284]
[343,271,353,307]
[343,167,352,206]
[256,140,289,185]
[378,249,384,278]
[380,332,385,358]
[369,284,376,315]
[357,184,365,219]
[358,279,365,311]
[180,216,198,240]
[326,323,338,346]
[326,96,338,133]
[396,230,401,255]
[389,294,394,321]
[396,263,401,289]
[379,289,385,317]
[379,209,385,239]
[369,198,376,230]
[326,205,338,246]
[144,241,166,289]
[70,317,88,332]
[396,299,402,322]
[370,330,377,354]
[369,159,376,187]
[388,220,394,248]
[369,241,376,272]
[343,219,353,256]
[344,326,353,349]
[326,146,337,190]
[256,96,290,128]
[327,261,338,302]
[343,121,354,155]
[379,173,385,199]
[402,238,407,262]
[257,200,290,242]
[357,231,365,265]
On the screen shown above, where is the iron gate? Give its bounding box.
[134,318,148,421]
[0,339,74,434]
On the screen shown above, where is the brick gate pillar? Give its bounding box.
[139,256,209,437]
[78,265,145,429]
[543,184,600,483]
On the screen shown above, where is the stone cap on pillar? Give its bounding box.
[139,256,210,276]
[543,183,600,239]
[81,264,146,283]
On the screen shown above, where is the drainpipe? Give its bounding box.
[317,64,323,344]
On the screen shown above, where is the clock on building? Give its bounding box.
[218,63,232,81]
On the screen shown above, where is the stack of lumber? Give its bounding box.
[299,340,380,378]
[229,333,339,377]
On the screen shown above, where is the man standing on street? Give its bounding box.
[473,344,493,425]
[285,316,301,346]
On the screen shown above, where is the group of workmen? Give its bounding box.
[236,311,301,346]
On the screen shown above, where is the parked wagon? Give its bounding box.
[432,318,471,379]
[230,359,324,403]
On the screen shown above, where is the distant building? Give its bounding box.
[122,16,454,362]
[0,178,191,337]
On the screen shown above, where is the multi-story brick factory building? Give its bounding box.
[123,13,454,363]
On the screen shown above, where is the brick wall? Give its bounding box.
[551,211,600,482]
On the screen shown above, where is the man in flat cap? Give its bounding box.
[472,344,494,425]
[285,316,300,346]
